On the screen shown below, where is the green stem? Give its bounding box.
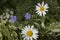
[41,16,45,28]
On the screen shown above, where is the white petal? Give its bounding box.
[43,11,46,14]
[25,26,27,28]
[31,25,34,29]
[21,31,26,34]
[36,11,41,16]
[25,26,29,30]
[43,11,46,16]
[32,35,38,39]
[36,10,40,13]
[36,6,40,10]
[25,26,28,29]
[30,37,33,40]
[39,12,42,16]
[38,10,41,12]
[37,3,41,6]
[42,1,44,6]
[22,35,26,37]
[21,32,24,34]
[28,25,30,29]
[23,37,27,40]
[27,37,29,40]
[33,29,38,33]
[44,4,49,8]
[45,9,48,11]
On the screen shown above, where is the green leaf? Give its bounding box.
[2,26,10,37]
[45,23,55,33]
[0,25,10,38]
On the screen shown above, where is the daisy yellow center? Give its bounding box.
[40,6,44,11]
[26,30,33,37]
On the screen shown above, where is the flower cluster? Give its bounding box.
[21,25,38,40]
[25,12,31,19]
[0,1,49,40]
[9,15,17,23]
[36,1,49,16]
[21,1,49,40]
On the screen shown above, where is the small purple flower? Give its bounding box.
[10,15,17,23]
[25,13,31,19]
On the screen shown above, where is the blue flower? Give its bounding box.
[10,16,17,23]
[25,13,31,19]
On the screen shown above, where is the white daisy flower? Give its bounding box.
[36,1,49,16]
[21,25,38,40]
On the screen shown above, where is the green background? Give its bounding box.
[0,0,60,40]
